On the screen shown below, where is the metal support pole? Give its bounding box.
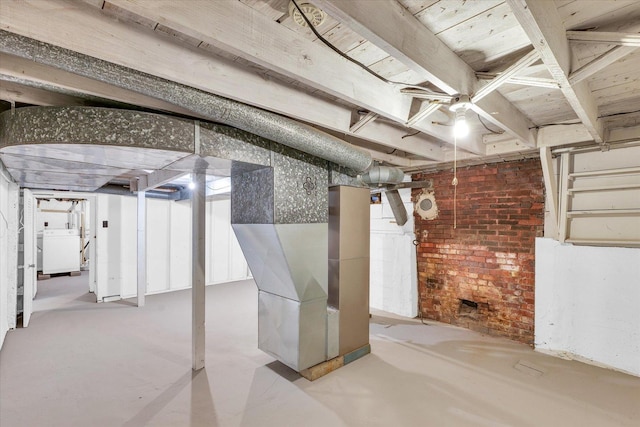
[136,190,146,307]
[192,165,207,370]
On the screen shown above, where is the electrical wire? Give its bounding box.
[401,131,421,139]
[477,113,504,134]
[290,0,430,90]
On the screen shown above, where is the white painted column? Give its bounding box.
[192,167,206,370]
[136,190,146,307]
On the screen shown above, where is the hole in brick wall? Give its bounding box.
[459,299,479,320]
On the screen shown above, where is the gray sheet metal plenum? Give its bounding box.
[0,30,373,173]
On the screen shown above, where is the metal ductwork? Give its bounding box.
[0,31,373,173]
[359,165,405,186]
[359,165,410,226]
[94,184,187,200]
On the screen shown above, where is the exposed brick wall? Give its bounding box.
[413,159,544,345]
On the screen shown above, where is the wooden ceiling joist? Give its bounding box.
[567,31,640,47]
[507,0,605,144]
[315,0,536,148]
[0,0,446,161]
[569,46,638,85]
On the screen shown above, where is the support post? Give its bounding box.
[191,165,207,370]
[136,190,146,307]
[540,147,559,239]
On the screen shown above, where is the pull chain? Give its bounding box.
[452,134,458,229]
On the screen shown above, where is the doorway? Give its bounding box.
[22,192,97,320]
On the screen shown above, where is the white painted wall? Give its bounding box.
[370,185,417,318]
[95,194,250,300]
[535,238,640,376]
[0,163,19,349]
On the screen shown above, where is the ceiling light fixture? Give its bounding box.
[449,95,472,138]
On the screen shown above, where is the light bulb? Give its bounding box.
[453,108,469,138]
[188,181,196,190]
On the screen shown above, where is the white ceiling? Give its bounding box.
[1,0,639,186]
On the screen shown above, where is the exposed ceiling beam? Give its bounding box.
[405,102,441,127]
[537,124,594,148]
[315,0,474,95]
[0,54,202,116]
[568,46,638,85]
[349,111,378,133]
[359,148,412,167]
[506,76,560,89]
[567,31,640,47]
[104,0,456,145]
[472,49,540,103]
[483,123,595,150]
[130,170,188,192]
[315,0,536,148]
[0,79,85,107]
[507,0,605,144]
[0,0,445,162]
[607,124,640,143]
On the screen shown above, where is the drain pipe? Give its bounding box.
[0,31,373,173]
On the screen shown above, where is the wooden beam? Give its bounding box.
[105,0,454,144]
[504,76,560,89]
[472,49,540,103]
[359,148,412,167]
[315,0,474,95]
[557,153,570,243]
[569,46,638,85]
[507,0,604,143]
[322,121,446,161]
[316,0,536,147]
[349,112,378,133]
[567,31,640,47]
[537,124,593,147]
[476,73,560,89]
[406,102,441,127]
[607,124,640,143]
[130,170,187,192]
[0,1,444,163]
[472,92,537,147]
[0,53,199,117]
[0,79,85,106]
[540,147,559,239]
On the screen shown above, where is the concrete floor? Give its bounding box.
[1,273,639,427]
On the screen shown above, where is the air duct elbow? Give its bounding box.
[359,165,405,186]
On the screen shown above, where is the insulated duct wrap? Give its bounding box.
[0,30,373,173]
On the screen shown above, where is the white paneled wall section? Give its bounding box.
[95,194,250,300]
[0,161,18,349]
[369,182,418,318]
[535,238,640,376]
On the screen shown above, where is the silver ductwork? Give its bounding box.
[0,31,373,173]
[359,165,405,186]
[359,165,410,226]
[233,223,329,371]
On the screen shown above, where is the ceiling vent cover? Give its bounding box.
[416,191,438,220]
[289,2,326,27]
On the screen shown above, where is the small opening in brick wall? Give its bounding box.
[459,299,479,320]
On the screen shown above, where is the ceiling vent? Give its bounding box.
[289,2,326,27]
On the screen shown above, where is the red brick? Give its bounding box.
[414,159,543,346]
